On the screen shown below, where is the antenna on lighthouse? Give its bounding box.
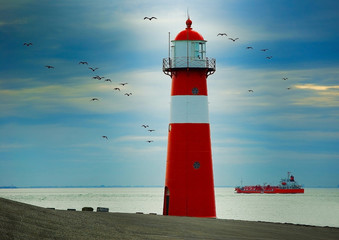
[168,32,170,60]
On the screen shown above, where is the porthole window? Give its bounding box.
[192,87,199,95]
[193,161,200,169]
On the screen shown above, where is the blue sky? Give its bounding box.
[0,0,338,187]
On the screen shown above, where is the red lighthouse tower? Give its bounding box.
[162,18,216,218]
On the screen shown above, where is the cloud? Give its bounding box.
[208,65,339,116]
[295,84,339,91]
[1,0,338,187]
[0,67,173,118]
[0,143,32,152]
[293,84,339,107]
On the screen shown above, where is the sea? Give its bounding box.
[0,187,338,228]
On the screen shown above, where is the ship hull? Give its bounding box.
[235,187,304,194]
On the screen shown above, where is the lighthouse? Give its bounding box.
[162,18,216,218]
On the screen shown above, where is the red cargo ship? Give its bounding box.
[235,172,304,194]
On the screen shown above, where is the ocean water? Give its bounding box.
[0,187,338,228]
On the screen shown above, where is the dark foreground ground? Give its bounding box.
[1,197,338,240]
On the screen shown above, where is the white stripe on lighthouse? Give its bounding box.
[170,95,209,123]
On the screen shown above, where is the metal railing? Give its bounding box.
[163,57,216,76]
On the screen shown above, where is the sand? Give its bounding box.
[1,197,338,240]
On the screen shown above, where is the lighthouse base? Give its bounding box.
[163,123,216,218]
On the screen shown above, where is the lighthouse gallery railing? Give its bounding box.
[163,57,216,76]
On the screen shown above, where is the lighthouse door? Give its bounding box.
[163,186,170,215]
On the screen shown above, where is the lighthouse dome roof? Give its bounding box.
[174,18,205,41]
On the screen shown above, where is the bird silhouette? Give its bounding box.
[146,140,154,143]
[23,42,33,46]
[148,129,155,132]
[102,136,108,140]
[90,98,99,101]
[246,47,253,49]
[248,90,254,92]
[142,125,149,128]
[113,88,120,91]
[79,61,88,65]
[105,79,112,82]
[144,17,157,20]
[282,77,288,80]
[217,33,227,36]
[287,87,291,90]
[228,38,239,42]
[89,67,99,71]
[120,83,128,86]
[93,75,104,80]
[124,93,132,96]
[266,56,273,59]
[45,65,54,69]
[261,49,269,51]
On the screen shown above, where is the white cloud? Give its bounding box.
[295,84,339,91]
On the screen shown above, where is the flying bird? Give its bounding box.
[148,129,155,132]
[45,65,54,69]
[90,98,99,101]
[261,49,269,51]
[144,17,157,20]
[266,56,273,59]
[248,90,254,92]
[282,77,288,80]
[113,88,120,91]
[89,67,99,71]
[228,38,239,42]
[146,140,154,143]
[287,87,291,90]
[104,79,112,82]
[120,83,128,86]
[124,93,132,96]
[79,61,88,65]
[217,33,227,36]
[246,47,253,49]
[93,75,104,80]
[142,125,149,128]
[102,136,108,140]
[23,42,33,46]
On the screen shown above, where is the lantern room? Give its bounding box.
[163,18,216,75]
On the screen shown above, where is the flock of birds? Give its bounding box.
[22,16,295,146]
[216,32,292,92]
[23,42,141,143]
[217,32,273,59]
[142,17,293,93]
[141,17,293,93]
[101,124,156,143]
[141,124,156,143]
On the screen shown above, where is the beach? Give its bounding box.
[1,197,338,240]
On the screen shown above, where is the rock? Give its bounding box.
[97,207,109,212]
[82,207,94,212]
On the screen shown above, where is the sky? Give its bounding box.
[0,0,338,188]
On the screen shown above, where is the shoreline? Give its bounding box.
[1,197,338,240]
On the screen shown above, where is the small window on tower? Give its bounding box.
[193,161,200,169]
[192,87,199,95]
